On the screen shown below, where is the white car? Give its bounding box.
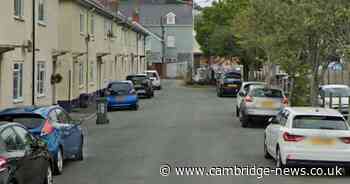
[145,70,161,90]
[264,107,350,173]
[236,82,266,117]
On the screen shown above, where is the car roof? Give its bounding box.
[0,122,30,131]
[285,107,343,117]
[145,70,157,73]
[109,80,132,84]
[127,74,147,77]
[0,105,59,118]
[242,81,266,85]
[321,84,350,89]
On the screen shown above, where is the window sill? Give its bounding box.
[80,32,85,37]
[37,94,46,99]
[89,82,95,86]
[13,98,24,104]
[38,21,47,27]
[79,85,85,89]
[14,16,25,22]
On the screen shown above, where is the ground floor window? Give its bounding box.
[13,62,23,101]
[89,61,95,82]
[37,61,46,96]
[79,62,84,86]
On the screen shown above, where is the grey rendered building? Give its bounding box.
[120,0,194,78]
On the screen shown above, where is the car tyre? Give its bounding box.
[53,148,64,175]
[240,110,249,128]
[276,147,285,168]
[264,136,272,159]
[44,165,53,184]
[132,104,139,111]
[76,137,84,161]
[236,107,239,117]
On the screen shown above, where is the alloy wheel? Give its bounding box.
[46,166,53,184]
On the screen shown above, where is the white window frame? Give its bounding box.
[167,35,175,48]
[13,62,24,102]
[166,12,176,25]
[14,0,24,19]
[80,12,85,35]
[79,62,84,87]
[38,0,47,25]
[36,61,46,97]
[104,19,114,39]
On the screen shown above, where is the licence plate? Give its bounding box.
[116,96,125,101]
[261,101,274,108]
[310,137,336,145]
[228,84,238,88]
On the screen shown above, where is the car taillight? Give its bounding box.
[340,137,350,144]
[283,97,289,105]
[41,120,54,136]
[283,132,304,142]
[0,157,7,172]
[244,96,253,102]
[129,89,136,95]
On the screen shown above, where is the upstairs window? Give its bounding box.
[167,36,175,48]
[36,62,46,96]
[13,63,23,101]
[38,0,46,23]
[14,0,24,18]
[80,12,85,34]
[166,12,176,25]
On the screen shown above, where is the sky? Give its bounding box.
[195,0,215,7]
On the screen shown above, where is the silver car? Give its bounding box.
[239,87,288,128]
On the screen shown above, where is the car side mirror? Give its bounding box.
[268,117,279,124]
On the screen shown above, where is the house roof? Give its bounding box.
[119,3,193,25]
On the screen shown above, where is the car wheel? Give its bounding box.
[276,147,285,168]
[264,136,272,159]
[236,107,239,117]
[54,148,64,175]
[132,104,139,111]
[240,110,249,128]
[76,137,84,161]
[158,86,162,90]
[44,165,53,184]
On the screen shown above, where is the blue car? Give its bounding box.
[106,80,139,111]
[0,105,84,175]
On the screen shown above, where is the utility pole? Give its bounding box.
[32,0,36,105]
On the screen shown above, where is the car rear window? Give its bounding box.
[249,88,283,98]
[108,83,131,92]
[293,116,348,130]
[127,76,147,81]
[0,115,45,129]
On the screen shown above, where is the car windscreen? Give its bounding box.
[293,115,348,130]
[126,76,147,81]
[322,87,350,97]
[108,83,131,92]
[249,88,283,98]
[223,73,241,79]
[0,114,45,129]
[146,72,158,79]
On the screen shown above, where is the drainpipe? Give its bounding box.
[32,0,36,105]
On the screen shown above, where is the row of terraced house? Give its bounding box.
[0,0,160,111]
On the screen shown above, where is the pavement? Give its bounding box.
[56,80,350,184]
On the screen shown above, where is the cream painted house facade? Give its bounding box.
[0,0,59,110]
[55,0,149,108]
[0,0,151,111]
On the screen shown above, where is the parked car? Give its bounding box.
[264,107,350,174]
[105,81,139,111]
[0,105,84,175]
[0,122,53,184]
[216,71,242,97]
[236,81,266,117]
[145,70,162,90]
[239,87,288,127]
[126,74,154,98]
[319,85,350,115]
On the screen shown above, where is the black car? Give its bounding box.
[126,74,154,98]
[0,122,53,184]
[216,71,242,97]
